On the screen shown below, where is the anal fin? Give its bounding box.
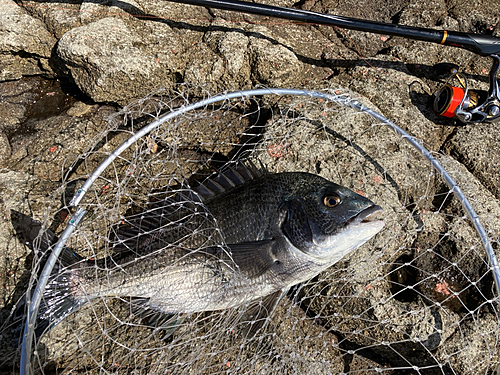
[237,289,288,338]
[130,298,184,339]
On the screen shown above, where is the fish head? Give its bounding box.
[280,174,384,264]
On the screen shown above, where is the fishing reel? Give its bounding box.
[433,55,500,123]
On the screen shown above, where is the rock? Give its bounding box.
[57,17,183,105]
[0,0,56,81]
[0,78,40,133]
[0,170,48,302]
[443,124,500,201]
[434,153,500,235]
[16,0,82,39]
[79,0,145,26]
[203,29,251,89]
[302,0,409,57]
[6,104,116,181]
[54,11,313,103]
[0,76,78,137]
[412,154,500,373]
[397,0,447,27]
[0,131,10,161]
[0,101,26,129]
[183,42,225,91]
[249,29,303,86]
[66,101,98,117]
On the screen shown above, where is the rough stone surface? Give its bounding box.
[0,77,78,137]
[16,0,83,39]
[0,131,10,161]
[444,125,500,201]
[57,17,182,105]
[54,13,310,103]
[249,30,303,86]
[0,0,56,81]
[303,0,411,57]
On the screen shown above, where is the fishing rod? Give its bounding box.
[167,0,500,124]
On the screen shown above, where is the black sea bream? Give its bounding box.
[15,163,384,333]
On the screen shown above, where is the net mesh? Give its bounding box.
[2,85,500,374]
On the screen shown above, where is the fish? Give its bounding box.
[13,162,384,336]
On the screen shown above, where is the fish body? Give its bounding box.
[15,163,384,332]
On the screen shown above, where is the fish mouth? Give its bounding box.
[348,205,383,225]
[307,204,383,249]
[304,203,384,257]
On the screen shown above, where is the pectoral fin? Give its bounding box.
[280,200,314,251]
[223,240,278,278]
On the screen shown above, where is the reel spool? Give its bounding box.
[433,56,500,123]
[434,69,481,118]
[434,84,479,118]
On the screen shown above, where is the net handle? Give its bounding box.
[20,87,500,375]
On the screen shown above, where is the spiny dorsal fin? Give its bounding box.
[191,161,266,202]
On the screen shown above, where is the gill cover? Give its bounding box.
[280,186,377,255]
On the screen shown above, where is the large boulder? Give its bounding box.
[0,0,56,81]
[56,17,183,105]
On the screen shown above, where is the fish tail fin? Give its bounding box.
[11,210,87,337]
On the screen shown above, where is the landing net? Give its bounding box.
[5,86,500,374]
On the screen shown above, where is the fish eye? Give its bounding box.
[323,194,341,208]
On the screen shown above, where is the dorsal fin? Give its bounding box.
[212,171,236,190]
[112,189,202,253]
[191,161,265,202]
[112,161,266,252]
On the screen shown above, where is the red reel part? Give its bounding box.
[434,84,478,118]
